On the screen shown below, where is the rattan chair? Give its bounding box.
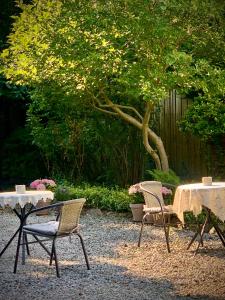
[14,198,90,277]
[137,181,177,253]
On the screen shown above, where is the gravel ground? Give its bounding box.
[0,209,225,300]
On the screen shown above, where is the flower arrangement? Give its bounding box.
[129,183,172,197]
[128,183,141,195]
[161,186,173,197]
[30,178,56,191]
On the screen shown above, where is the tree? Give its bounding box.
[1,0,225,171]
[27,85,147,185]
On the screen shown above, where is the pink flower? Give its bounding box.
[36,183,46,190]
[41,179,56,187]
[30,178,56,190]
[161,186,172,196]
[30,179,42,189]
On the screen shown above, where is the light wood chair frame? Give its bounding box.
[137,182,176,253]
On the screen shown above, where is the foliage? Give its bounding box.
[147,169,180,185]
[54,183,132,212]
[26,86,146,185]
[2,0,225,171]
[128,193,144,204]
[1,127,46,181]
[0,0,21,50]
[179,96,225,141]
[0,74,28,99]
[184,210,223,231]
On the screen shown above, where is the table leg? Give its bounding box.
[187,220,207,250]
[0,228,20,257]
[211,219,225,247]
[22,233,26,265]
[190,208,225,254]
[13,226,23,273]
[195,216,209,255]
[0,205,31,265]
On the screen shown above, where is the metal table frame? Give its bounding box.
[187,206,225,254]
[0,204,34,270]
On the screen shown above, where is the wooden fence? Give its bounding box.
[159,91,209,180]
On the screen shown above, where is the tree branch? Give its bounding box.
[94,105,118,116]
[142,102,162,170]
[115,104,143,121]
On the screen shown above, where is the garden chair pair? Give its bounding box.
[131,181,178,253]
[14,198,90,277]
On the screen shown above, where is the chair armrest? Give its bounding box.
[24,202,63,220]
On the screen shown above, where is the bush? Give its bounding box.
[54,183,132,212]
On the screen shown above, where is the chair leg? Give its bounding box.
[162,214,171,253]
[52,239,60,278]
[14,228,23,273]
[33,235,52,256]
[49,241,55,266]
[138,215,146,247]
[163,224,171,253]
[77,233,90,270]
[24,233,30,256]
[21,233,26,265]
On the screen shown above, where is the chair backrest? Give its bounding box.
[57,198,86,235]
[139,181,164,208]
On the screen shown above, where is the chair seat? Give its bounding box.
[143,204,173,213]
[23,221,59,235]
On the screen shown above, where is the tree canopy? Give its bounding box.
[1,0,225,171]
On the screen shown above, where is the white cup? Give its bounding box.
[15,185,26,194]
[202,177,212,186]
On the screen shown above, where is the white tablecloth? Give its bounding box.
[173,182,225,223]
[0,190,54,209]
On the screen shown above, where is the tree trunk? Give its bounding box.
[102,98,169,171]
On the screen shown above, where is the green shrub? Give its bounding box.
[184,210,222,228]
[54,183,132,212]
[129,193,144,204]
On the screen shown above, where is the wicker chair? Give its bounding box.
[14,198,90,277]
[137,181,177,253]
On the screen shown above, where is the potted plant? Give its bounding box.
[30,178,56,215]
[128,184,144,222]
[128,182,174,223]
[129,193,145,222]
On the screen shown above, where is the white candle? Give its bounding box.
[202,177,212,186]
[15,185,26,194]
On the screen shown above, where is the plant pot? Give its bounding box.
[129,203,144,222]
[35,198,52,216]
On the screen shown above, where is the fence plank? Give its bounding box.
[160,93,208,180]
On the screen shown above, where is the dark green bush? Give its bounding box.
[54,183,132,212]
[184,210,222,228]
[129,193,144,204]
[1,127,46,181]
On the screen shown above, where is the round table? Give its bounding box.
[0,190,54,209]
[0,190,54,263]
[173,182,225,223]
[173,182,225,252]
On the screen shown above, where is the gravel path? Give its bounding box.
[0,209,225,300]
